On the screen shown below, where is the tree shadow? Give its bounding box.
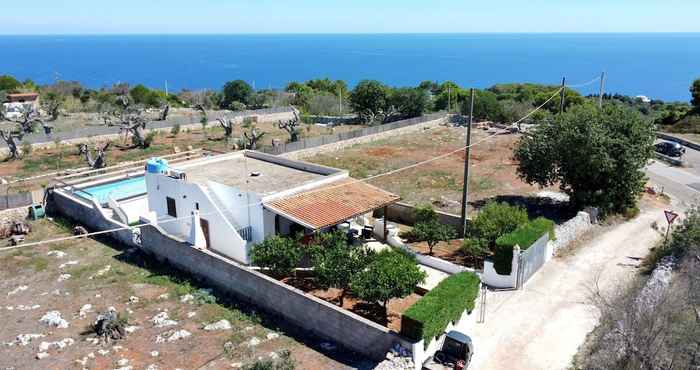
[351,302,388,327]
[470,194,577,224]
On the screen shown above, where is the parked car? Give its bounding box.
[655,141,686,157]
[422,331,474,370]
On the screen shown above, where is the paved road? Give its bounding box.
[648,142,700,206]
[467,209,665,370]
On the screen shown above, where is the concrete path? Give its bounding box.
[466,208,665,370]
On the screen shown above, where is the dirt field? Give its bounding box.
[0,219,366,370]
[307,126,550,216]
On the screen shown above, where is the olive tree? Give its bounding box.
[514,105,655,214]
[221,80,253,109]
[349,80,395,124]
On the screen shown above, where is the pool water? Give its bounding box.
[75,176,147,204]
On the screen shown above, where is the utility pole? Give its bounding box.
[460,88,475,237]
[598,71,606,109]
[165,80,169,96]
[559,77,566,114]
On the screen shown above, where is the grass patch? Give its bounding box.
[67,264,101,279]
[469,177,497,192]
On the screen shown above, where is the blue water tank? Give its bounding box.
[146,158,169,174]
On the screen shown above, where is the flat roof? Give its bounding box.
[174,151,342,197]
[265,179,400,230]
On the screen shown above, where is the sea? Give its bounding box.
[0,33,698,102]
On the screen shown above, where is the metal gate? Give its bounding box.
[516,233,550,289]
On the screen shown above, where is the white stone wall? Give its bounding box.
[551,211,593,251]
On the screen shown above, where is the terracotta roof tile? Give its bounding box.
[265,179,400,230]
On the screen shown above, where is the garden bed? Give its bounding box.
[281,276,423,332]
[407,239,485,270]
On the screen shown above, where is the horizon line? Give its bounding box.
[1,31,700,37]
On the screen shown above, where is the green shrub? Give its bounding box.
[21,141,32,157]
[401,272,480,344]
[170,123,181,136]
[143,132,156,148]
[623,205,640,220]
[414,204,438,224]
[493,217,555,274]
[469,202,528,251]
[242,117,255,128]
[251,236,302,278]
[461,238,488,258]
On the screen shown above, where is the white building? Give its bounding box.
[143,151,399,264]
[2,93,40,119]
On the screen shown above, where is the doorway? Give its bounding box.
[200,218,211,249]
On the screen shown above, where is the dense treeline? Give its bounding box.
[1,73,699,128]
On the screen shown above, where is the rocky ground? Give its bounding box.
[0,218,367,370]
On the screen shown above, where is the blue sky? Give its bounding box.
[2,0,700,34]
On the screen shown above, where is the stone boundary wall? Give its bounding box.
[140,224,398,360]
[551,210,594,251]
[281,114,450,160]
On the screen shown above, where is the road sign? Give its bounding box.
[665,210,679,225]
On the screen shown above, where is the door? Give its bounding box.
[200,218,211,249]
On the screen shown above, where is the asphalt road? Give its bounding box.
[648,141,700,206]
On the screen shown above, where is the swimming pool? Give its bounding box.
[75,176,147,204]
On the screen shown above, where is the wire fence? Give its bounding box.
[261,111,448,155]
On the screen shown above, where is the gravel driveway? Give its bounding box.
[466,207,666,370]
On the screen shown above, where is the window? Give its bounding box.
[166,197,177,218]
[195,202,199,210]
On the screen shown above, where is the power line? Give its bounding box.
[0,78,583,253]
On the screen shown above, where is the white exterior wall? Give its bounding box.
[206,181,265,245]
[263,209,277,238]
[481,246,520,289]
[145,173,249,263]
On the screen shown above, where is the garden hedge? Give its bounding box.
[400,272,481,344]
[493,217,555,275]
